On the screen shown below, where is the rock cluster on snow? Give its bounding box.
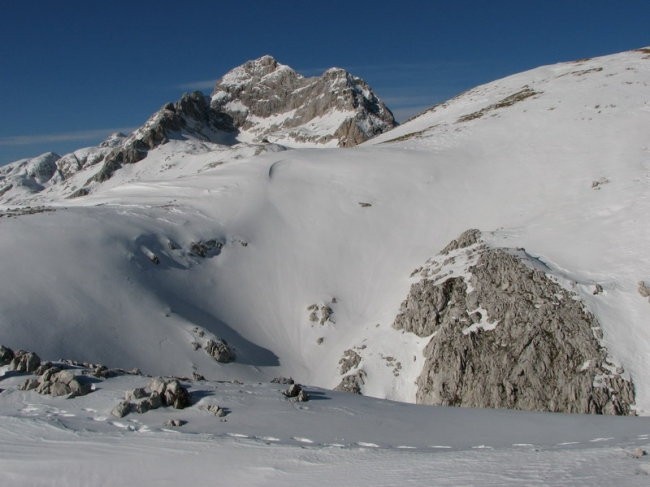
[200,403,228,417]
[307,302,335,325]
[335,370,366,395]
[112,377,191,417]
[393,230,636,415]
[189,327,235,363]
[20,364,92,398]
[338,349,362,375]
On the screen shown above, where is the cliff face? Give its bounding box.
[210,55,397,147]
[394,229,635,415]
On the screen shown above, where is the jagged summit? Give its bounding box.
[211,55,397,147]
[0,56,396,203]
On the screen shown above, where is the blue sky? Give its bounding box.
[1,0,648,165]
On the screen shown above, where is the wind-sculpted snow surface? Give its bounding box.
[1,352,650,486]
[395,230,635,414]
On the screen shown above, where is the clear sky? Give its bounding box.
[1,0,648,165]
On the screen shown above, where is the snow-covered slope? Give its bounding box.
[1,48,649,416]
[1,362,650,486]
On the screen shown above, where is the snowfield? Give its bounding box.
[1,48,650,484]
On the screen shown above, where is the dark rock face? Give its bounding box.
[88,92,236,185]
[394,232,635,415]
[0,345,15,366]
[211,55,397,147]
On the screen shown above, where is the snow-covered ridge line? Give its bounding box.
[0,55,396,205]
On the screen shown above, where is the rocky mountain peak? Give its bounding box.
[211,56,396,147]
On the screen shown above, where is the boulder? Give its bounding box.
[164,419,187,428]
[205,339,235,363]
[111,400,132,418]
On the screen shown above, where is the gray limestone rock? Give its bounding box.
[19,378,39,391]
[282,383,309,401]
[125,387,148,401]
[338,349,362,375]
[9,350,41,373]
[164,419,187,428]
[144,378,190,409]
[50,381,72,397]
[335,370,366,395]
[205,339,235,363]
[210,55,396,147]
[394,231,636,415]
[440,229,482,255]
[111,400,132,418]
[163,379,191,409]
[201,404,228,417]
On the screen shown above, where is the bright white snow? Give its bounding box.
[1,47,650,485]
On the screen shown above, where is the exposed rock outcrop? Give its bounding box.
[338,349,362,375]
[10,350,41,373]
[113,378,191,417]
[19,363,93,398]
[282,383,309,402]
[205,339,235,363]
[335,370,366,395]
[87,92,236,185]
[211,55,396,147]
[394,230,635,415]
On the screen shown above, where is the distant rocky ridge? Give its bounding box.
[0,56,396,203]
[394,229,635,415]
[210,55,396,147]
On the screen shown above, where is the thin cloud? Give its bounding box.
[0,127,136,147]
[176,79,216,91]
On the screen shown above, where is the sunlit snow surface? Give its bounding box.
[1,372,650,486]
[1,49,650,484]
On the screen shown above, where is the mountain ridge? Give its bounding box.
[0,48,649,416]
[0,55,396,204]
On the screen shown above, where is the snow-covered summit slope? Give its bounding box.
[211,55,397,147]
[0,48,649,415]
